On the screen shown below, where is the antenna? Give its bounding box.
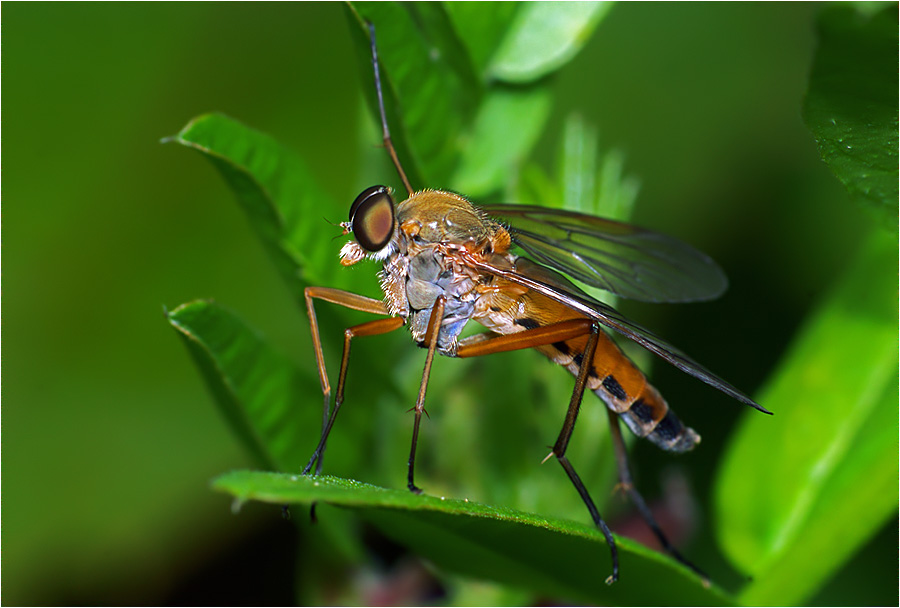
[368,22,414,197]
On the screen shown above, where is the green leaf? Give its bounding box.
[802,5,899,231]
[488,2,613,83]
[714,229,898,605]
[346,2,478,188]
[450,86,552,196]
[443,3,521,76]
[215,470,735,606]
[167,300,319,472]
[348,3,610,198]
[559,114,639,221]
[164,113,339,298]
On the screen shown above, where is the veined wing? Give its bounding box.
[464,252,770,414]
[481,204,727,303]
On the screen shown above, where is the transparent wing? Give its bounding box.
[464,253,769,413]
[480,204,727,303]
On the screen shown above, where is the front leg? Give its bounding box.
[303,287,400,475]
[406,296,446,493]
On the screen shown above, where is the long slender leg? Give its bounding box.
[457,318,705,583]
[406,296,446,493]
[303,315,404,475]
[445,320,628,581]
[303,287,397,474]
[456,318,593,358]
[606,410,709,584]
[549,324,620,585]
[367,22,414,197]
[315,315,405,474]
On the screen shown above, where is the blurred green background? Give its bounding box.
[5,2,895,605]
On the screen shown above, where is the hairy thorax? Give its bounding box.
[377,189,512,355]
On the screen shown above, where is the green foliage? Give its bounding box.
[715,230,898,605]
[165,2,898,605]
[803,5,899,231]
[485,2,613,83]
[215,471,729,606]
[168,300,317,472]
[165,113,343,296]
[345,2,607,197]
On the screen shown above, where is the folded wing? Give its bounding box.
[482,204,728,303]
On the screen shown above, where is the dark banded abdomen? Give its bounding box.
[474,274,700,453]
[612,382,700,452]
[537,332,700,453]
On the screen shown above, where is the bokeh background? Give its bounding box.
[5,3,895,605]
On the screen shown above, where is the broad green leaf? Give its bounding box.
[346,2,477,188]
[444,3,521,76]
[165,113,339,297]
[488,2,612,83]
[348,3,610,198]
[215,470,735,606]
[450,86,552,196]
[407,3,482,95]
[167,300,318,472]
[714,229,898,605]
[802,5,899,231]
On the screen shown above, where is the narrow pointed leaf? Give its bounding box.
[215,470,734,606]
[443,3,521,76]
[450,86,552,196]
[488,2,613,83]
[348,3,608,198]
[165,113,339,297]
[346,2,477,187]
[168,300,318,472]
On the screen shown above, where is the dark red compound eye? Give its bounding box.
[349,185,395,252]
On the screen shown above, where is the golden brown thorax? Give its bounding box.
[395,190,511,254]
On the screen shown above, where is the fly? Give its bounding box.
[302,22,771,585]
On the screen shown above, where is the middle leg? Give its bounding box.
[548,324,620,585]
[458,320,620,583]
[406,296,446,494]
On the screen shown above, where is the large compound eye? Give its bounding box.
[349,185,395,252]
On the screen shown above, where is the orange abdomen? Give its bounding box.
[536,330,700,453]
[502,290,700,453]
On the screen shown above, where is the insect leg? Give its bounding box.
[456,318,594,357]
[366,22,414,197]
[303,287,398,475]
[457,321,619,584]
[550,324,620,585]
[303,315,405,475]
[406,296,446,494]
[606,410,709,584]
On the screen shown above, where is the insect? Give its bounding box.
[302,22,771,585]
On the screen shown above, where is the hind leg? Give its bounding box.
[606,410,709,584]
